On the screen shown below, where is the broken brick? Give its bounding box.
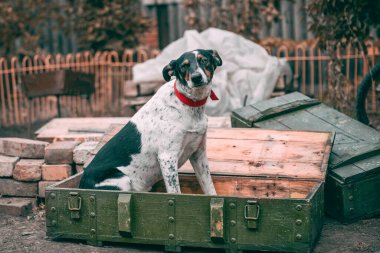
[73,141,98,164]
[44,141,80,164]
[0,138,48,158]
[0,178,38,197]
[13,159,44,182]
[0,154,19,177]
[0,197,35,216]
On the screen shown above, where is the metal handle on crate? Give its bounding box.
[244,200,260,229]
[68,192,82,219]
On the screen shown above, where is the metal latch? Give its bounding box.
[210,198,224,242]
[244,200,260,229]
[68,192,82,219]
[118,194,132,236]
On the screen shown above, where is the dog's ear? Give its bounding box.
[162,60,177,82]
[207,50,222,67]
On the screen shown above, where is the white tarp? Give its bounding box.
[133,28,291,116]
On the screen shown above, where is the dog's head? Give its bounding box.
[162,49,222,88]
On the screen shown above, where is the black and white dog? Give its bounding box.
[79,49,222,195]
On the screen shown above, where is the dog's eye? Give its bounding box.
[180,65,188,72]
[200,58,208,65]
[180,61,189,72]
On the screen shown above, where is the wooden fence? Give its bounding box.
[0,45,379,128]
[0,50,159,128]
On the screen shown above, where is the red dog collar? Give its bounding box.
[174,82,219,107]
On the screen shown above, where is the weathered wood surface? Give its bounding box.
[232,92,380,183]
[36,117,231,143]
[152,174,317,199]
[46,126,331,252]
[35,117,130,142]
[95,126,332,181]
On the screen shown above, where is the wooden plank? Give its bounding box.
[232,92,312,126]
[151,174,317,199]
[91,126,331,181]
[35,117,131,142]
[253,118,291,130]
[36,117,231,143]
[207,128,330,143]
[352,155,380,172]
[179,160,325,181]
[252,92,309,112]
[327,164,365,183]
[205,138,326,163]
[307,105,380,143]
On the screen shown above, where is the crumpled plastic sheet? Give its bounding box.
[133,28,292,116]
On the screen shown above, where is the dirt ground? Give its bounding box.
[0,207,379,253]
[0,114,379,253]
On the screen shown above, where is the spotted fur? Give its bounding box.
[79,49,222,195]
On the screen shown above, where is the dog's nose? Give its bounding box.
[191,72,203,84]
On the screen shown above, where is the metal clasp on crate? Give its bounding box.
[244,200,260,229]
[68,192,82,219]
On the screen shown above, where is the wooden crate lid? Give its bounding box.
[232,92,320,126]
[179,128,333,182]
[36,117,231,143]
[232,92,380,183]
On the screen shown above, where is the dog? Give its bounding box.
[79,49,222,195]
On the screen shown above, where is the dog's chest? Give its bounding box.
[178,131,205,166]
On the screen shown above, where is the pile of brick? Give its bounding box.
[0,138,98,217]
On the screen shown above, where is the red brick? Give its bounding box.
[38,181,59,198]
[0,197,35,216]
[0,178,38,197]
[41,164,72,181]
[0,138,48,158]
[13,159,44,182]
[0,154,19,177]
[73,141,98,164]
[44,141,80,164]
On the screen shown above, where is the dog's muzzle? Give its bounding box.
[191,72,204,86]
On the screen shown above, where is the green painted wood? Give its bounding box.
[231,92,380,222]
[330,164,365,183]
[331,143,380,169]
[231,92,318,128]
[309,183,324,250]
[45,173,323,253]
[210,198,224,241]
[118,194,132,234]
[244,200,260,229]
[324,174,344,219]
[306,105,380,143]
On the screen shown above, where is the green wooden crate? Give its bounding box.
[46,128,332,253]
[231,92,380,223]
